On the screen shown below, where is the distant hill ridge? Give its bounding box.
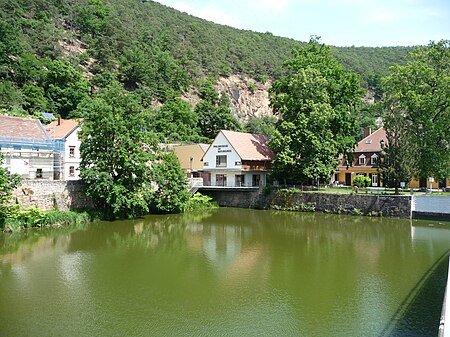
[0,0,412,120]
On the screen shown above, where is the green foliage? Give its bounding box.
[269,38,362,184]
[184,192,218,212]
[195,79,241,139]
[352,175,371,188]
[382,40,450,181]
[150,152,191,214]
[1,207,91,232]
[79,82,158,218]
[75,0,109,39]
[118,44,189,103]
[153,98,204,142]
[245,115,277,136]
[0,154,21,206]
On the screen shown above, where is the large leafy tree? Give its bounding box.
[378,104,418,193]
[382,40,450,182]
[269,38,362,184]
[195,79,241,139]
[153,98,203,142]
[150,152,191,214]
[79,82,158,218]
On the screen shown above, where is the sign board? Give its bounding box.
[400,182,406,188]
[429,177,434,183]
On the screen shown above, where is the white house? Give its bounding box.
[202,130,274,188]
[0,115,59,179]
[46,119,82,180]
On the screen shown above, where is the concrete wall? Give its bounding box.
[12,180,92,211]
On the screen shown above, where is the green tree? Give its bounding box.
[382,40,450,182]
[269,38,362,184]
[195,79,241,139]
[76,0,109,38]
[79,83,158,218]
[0,153,21,206]
[150,152,191,214]
[245,115,277,136]
[153,98,203,142]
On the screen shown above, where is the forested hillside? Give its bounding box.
[0,0,411,132]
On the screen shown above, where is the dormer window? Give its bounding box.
[371,154,378,165]
[365,139,372,144]
[358,154,366,165]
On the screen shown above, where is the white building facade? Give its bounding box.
[202,130,273,188]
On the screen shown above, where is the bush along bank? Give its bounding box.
[0,205,92,233]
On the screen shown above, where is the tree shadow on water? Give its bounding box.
[380,250,449,337]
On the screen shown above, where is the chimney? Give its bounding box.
[363,127,372,138]
[57,117,61,126]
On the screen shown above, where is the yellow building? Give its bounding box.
[173,144,210,177]
[335,128,385,187]
[335,127,449,189]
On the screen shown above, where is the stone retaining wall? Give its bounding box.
[265,190,412,218]
[202,188,413,218]
[199,188,264,209]
[12,180,93,211]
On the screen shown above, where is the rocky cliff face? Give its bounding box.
[183,75,274,122]
[216,75,273,122]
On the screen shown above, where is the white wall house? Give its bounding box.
[202,130,273,188]
[46,119,82,180]
[0,115,58,180]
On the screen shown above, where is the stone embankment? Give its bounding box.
[13,180,92,211]
[201,188,413,218]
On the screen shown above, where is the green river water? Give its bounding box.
[1,208,450,336]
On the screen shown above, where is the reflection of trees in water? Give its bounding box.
[106,210,218,252]
[0,222,87,262]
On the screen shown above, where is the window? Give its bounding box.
[358,155,366,165]
[372,174,378,186]
[69,146,75,158]
[235,175,245,187]
[216,174,227,186]
[36,169,43,179]
[365,139,372,144]
[69,166,75,177]
[216,155,227,167]
[252,174,261,187]
[371,154,378,165]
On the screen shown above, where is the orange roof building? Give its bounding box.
[201,130,274,188]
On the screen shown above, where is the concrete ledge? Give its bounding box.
[413,211,450,222]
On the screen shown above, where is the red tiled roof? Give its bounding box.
[221,130,274,161]
[0,115,48,140]
[46,119,80,139]
[354,128,387,153]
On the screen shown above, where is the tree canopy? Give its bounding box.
[269,38,362,184]
[79,83,158,218]
[382,40,450,182]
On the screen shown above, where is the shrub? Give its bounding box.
[353,175,371,188]
[184,193,218,212]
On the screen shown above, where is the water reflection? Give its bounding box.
[1,209,450,336]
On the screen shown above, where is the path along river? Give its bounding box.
[1,208,450,336]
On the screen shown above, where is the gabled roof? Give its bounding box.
[46,119,80,139]
[354,127,387,153]
[220,130,274,161]
[0,115,49,140]
[199,144,210,153]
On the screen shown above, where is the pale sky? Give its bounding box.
[152,0,449,47]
